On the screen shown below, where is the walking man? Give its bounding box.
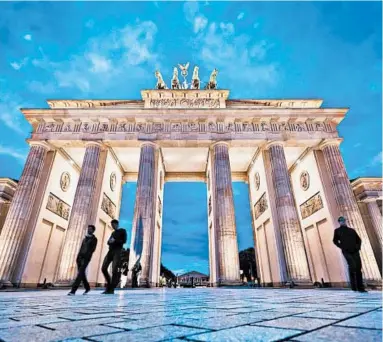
[333,216,367,293]
[101,219,127,294]
[68,225,97,295]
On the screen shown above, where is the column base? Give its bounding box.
[218,280,243,287]
[0,280,14,289]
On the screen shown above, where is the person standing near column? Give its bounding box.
[333,216,367,293]
[101,219,127,294]
[68,225,97,296]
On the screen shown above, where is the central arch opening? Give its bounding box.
[119,180,256,288]
[161,182,209,285]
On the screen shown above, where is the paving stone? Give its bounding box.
[293,325,383,342]
[0,324,123,342]
[90,325,208,342]
[294,310,361,320]
[0,316,69,329]
[187,325,302,341]
[58,312,125,321]
[335,310,382,330]
[252,316,336,330]
[0,288,381,341]
[42,317,128,330]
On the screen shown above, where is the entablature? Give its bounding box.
[351,177,383,202]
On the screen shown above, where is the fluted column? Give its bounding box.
[320,140,381,280]
[0,142,50,284]
[267,142,311,282]
[366,200,382,246]
[211,142,240,284]
[56,142,103,283]
[129,143,158,287]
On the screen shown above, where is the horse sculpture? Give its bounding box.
[205,68,218,90]
[155,70,167,89]
[191,66,200,90]
[171,67,181,89]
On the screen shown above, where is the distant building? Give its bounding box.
[0,178,18,236]
[178,271,209,287]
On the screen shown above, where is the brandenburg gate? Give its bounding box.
[0,66,381,288]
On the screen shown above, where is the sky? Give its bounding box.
[0,1,382,275]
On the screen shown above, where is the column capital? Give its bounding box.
[27,140,52,151]
[209,141,230,150]
[360,196,381,203]
[139,141,160,149]
[84,140,104,149]
[264,140,285,150]
[317,138,343,150]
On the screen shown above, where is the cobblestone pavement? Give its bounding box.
[0,288,381,342]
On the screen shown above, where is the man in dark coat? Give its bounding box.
[333,216,367,292]
[102,219,127,294]
[68,225,97,295]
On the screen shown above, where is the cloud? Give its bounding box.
[184,6,279,93]
[193,21,278,91]
[349,151,382,178]
[183,1,200,23]
[371,151,382,166]
[10,58,28,70]
[194,15,208,33]
[0,93,30,134]
[237,12,245,20]
[0,144,28,163]
[28,80,56,94]
[23,34,32,41]
[31,20,162,95]
[85,20,94,29]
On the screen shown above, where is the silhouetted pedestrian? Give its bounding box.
[68,225,97,296]
[101,219,127,294]
[333,216,367,293]
[131,260,142,288]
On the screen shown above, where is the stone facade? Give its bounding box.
[0,89,381,288]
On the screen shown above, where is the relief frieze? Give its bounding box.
[300,192,324,219]
[37,120,335,135]
[46,193,71,220]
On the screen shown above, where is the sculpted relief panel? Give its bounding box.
[254,193,268,220]
[46,193,71,220]
[101,193,116,219]
[300,192,324,219]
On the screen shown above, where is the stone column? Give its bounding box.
[56,142,103,283]
[0,141,50,285]
[366,200,382,246]
[128,142,158,287]
[210,142,240,284]
[266,142,311,283]
[320,140,381,280]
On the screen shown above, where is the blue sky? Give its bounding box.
[0,1,381,274]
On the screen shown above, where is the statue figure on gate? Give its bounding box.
[178,62,190,89]
[191,66,200,90]
[205,68,218,90]
[155,70,167,89]
[178,62,190,79]
[171,67,181,89]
